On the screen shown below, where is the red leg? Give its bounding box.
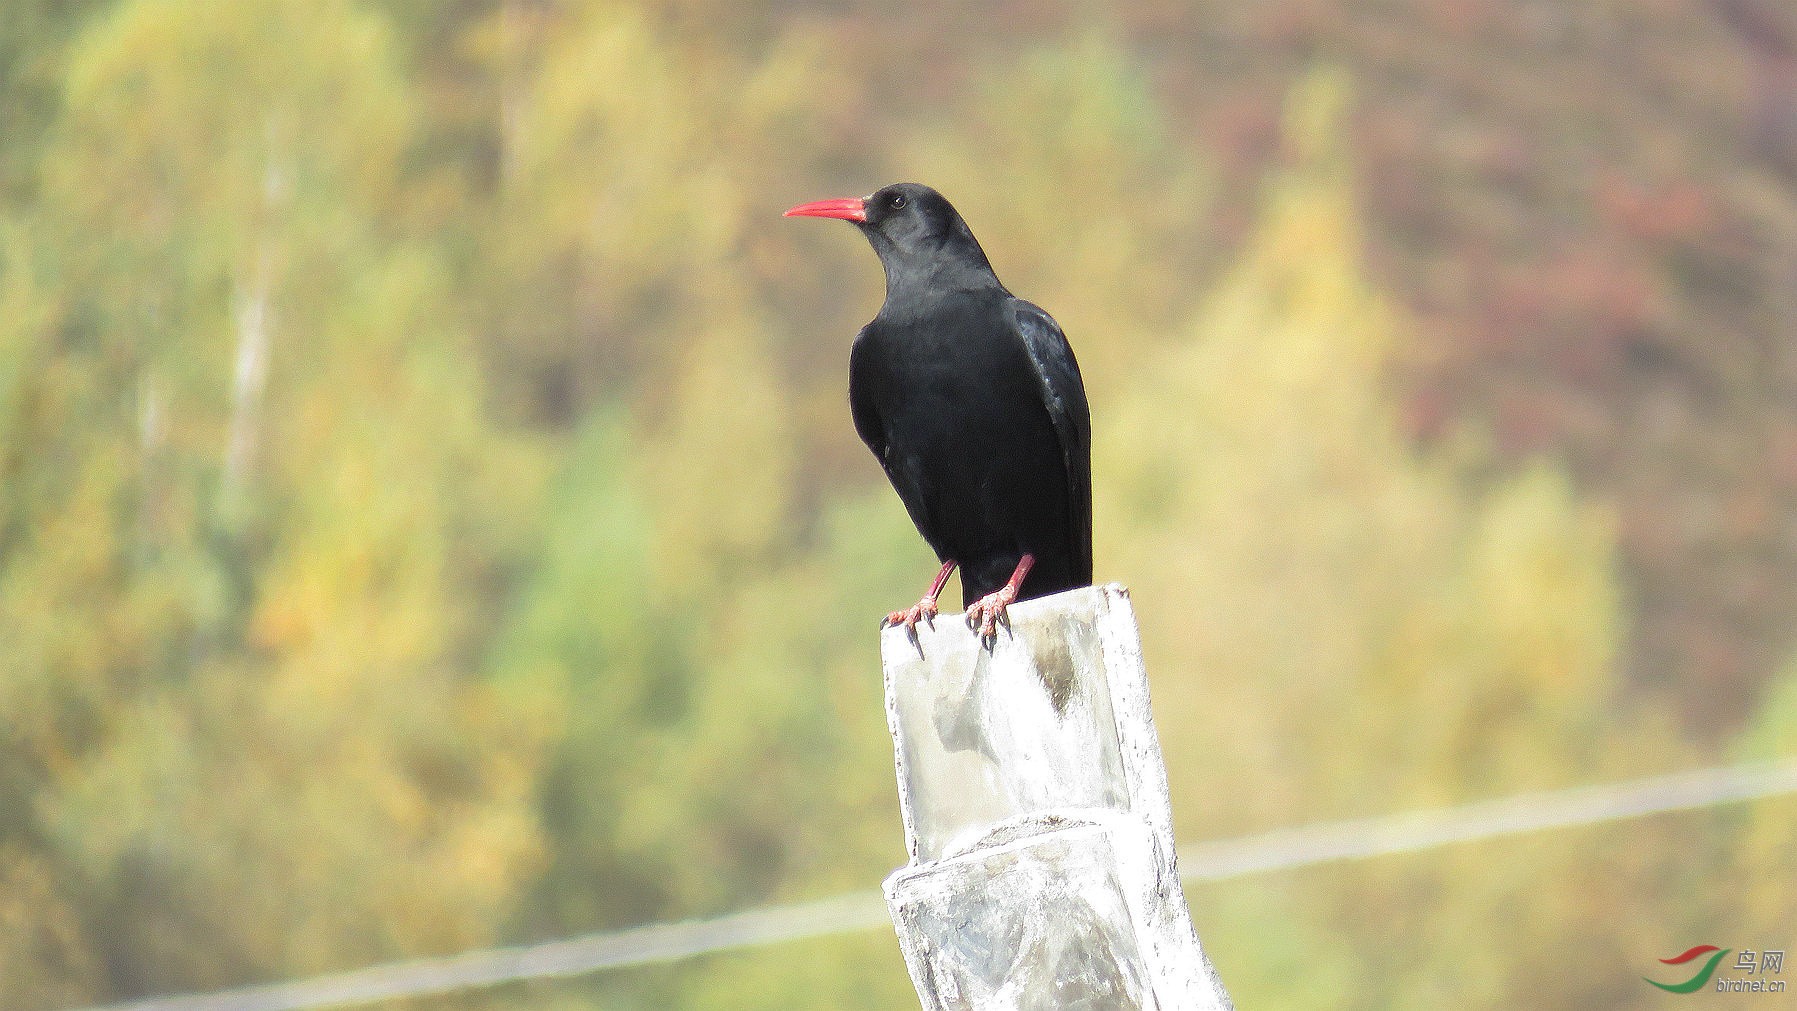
[965,553,1034,643]
[884,559,958,632]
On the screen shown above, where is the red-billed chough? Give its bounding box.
[786,183,1092,641]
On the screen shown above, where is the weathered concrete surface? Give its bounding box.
[881,584,1231,1011]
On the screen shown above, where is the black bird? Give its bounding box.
[785,183,1091,639]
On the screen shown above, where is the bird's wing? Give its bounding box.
[847,328,887,460]
[1008,298,1093,583]
[849,325,948,558]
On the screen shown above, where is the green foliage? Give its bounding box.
[1106,73,1636,833]
[1089,72,1712,1009]
[1727,656,1797,945]
[474,2,843,422]
[0,1,547,1003]
[907,33,1215,386]
[0,5,1791,1010]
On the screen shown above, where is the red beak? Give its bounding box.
[783,197,867,223]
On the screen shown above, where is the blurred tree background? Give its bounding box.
[1,1,1794,1008]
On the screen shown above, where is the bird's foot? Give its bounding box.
[964,585,1019,645]
[883,560,958,647]
[883,594,940,634]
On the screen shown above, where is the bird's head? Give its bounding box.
[785,183,996,295]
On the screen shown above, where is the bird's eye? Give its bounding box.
[889,193,907,210]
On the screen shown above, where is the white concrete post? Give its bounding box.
[881,583,1232,1010]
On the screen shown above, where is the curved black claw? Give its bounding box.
[964,587,1018,648]
[883,595,939,633]
[884,596,942,656]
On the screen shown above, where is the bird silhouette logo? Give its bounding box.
[1645,945,1730,994]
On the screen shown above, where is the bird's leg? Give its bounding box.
[884,559,958,633]
[966,553,1034,644]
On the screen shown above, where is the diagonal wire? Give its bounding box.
[1176,756,1797,880]
[85,757,1797,1011]
[95,891,892,1011]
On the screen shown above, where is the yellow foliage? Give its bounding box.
[0,5,1787,1007]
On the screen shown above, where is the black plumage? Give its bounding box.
[786,183,1092,637]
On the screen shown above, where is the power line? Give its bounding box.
[1177,756,1797,880]
[89,757,1797,1011]
[100,891,892,1011]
